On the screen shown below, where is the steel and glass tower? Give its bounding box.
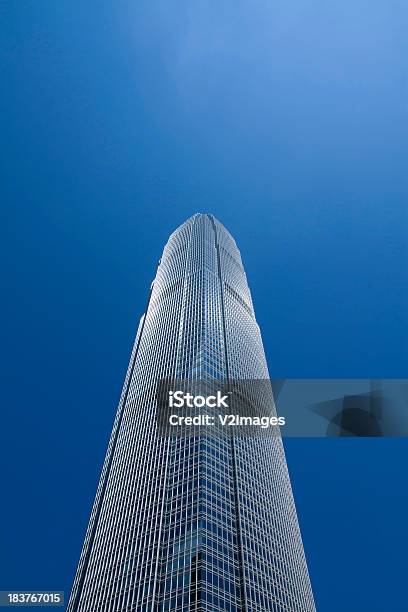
[68,214,315,612]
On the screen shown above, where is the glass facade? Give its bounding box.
[68,214,315,611]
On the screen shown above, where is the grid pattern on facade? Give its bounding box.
[68,214,315,612]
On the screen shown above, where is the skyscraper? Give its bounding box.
[68,214,315,611]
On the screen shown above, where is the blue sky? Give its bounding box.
[1,2,408,610]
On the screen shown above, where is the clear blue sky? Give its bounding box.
[1,2,408,610]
